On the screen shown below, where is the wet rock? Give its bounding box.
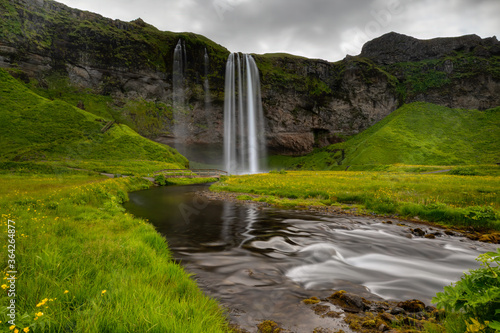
[425,305,437,313]
[324,311,342,318]
[311,304,330,315]
[378,323,389,331]
[411,228,426,237]
[327,290,369,313]
[397,299,425,313]
[312,328,336,333]
[229,323,251,333]
[257,320,282,333]
[370,302,390,313]
[424,234,436,239]
[390,307,406,315]
[378,312,396,324]
[479,233,500,244]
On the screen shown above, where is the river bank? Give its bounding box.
[199,190,500,244]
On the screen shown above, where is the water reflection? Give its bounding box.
[124,184,498,332]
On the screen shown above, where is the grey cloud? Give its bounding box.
[59,0,500,62]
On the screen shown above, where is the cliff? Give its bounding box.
[1,0,499,158]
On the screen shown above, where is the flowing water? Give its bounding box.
[123,184,498,332]
[204,48,211,110]
[172,39,187,147]
[224,53,267,174]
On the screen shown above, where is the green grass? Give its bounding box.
[0,174,230,332]
[158,177,218,186]
[0,69,188,170]
[270,102,500,169]
[211,171,500,230]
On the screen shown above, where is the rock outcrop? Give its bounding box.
[1,0,499,157]
[360,32,500,65]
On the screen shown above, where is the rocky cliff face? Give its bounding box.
[1,0,499,157]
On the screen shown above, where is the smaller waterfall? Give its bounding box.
[224,53,266,174]
[204,48,210,110]
[172,39,185,110]
[172,39,187,146]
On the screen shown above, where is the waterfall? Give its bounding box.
[204,48,210,110]
[224,53,266,174]
[172,39,187,145]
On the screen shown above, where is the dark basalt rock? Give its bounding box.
[411,228,426,237]
[327,290,369,313]
[397,299,426,313]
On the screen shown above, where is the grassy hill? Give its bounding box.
[269,102,500,170]
[0,69,188,173]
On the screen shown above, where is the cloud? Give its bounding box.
[57,0,500,62]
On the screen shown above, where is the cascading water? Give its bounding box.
[204,48,210,110]
[224,53,266,174]
[172,39,187,146]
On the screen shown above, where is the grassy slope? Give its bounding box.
[269,102,500,169]
[0,69,188,172]
[0,175,230,332]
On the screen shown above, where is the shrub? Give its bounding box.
[460,206,499,228]
[449,167,479,176]
[154,174,168,186]
[433,248,500,332]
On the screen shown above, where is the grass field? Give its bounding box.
[0,174,230,332]
[212,170,500,230]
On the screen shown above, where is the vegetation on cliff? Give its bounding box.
[0,68,188,173]
[269,102,500,169]
[0,0,229,74]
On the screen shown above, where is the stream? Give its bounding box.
[123,184,498,332]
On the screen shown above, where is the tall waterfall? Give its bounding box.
[172,39,187,144]
[224,53,266,174]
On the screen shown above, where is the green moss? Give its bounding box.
[302,296,321,305]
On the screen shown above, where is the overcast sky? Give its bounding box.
[56,0,500,62]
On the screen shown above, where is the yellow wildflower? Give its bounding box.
[101,290,107,296]
[9,326,15,331]
[1,284,7,289]
[36,312,43,317]
[64,290,69,294]
[23,328,29,333]
[14,329,19,333]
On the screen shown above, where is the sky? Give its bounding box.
[56,0,500,62]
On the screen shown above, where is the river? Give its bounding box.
[123,184,498,332]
